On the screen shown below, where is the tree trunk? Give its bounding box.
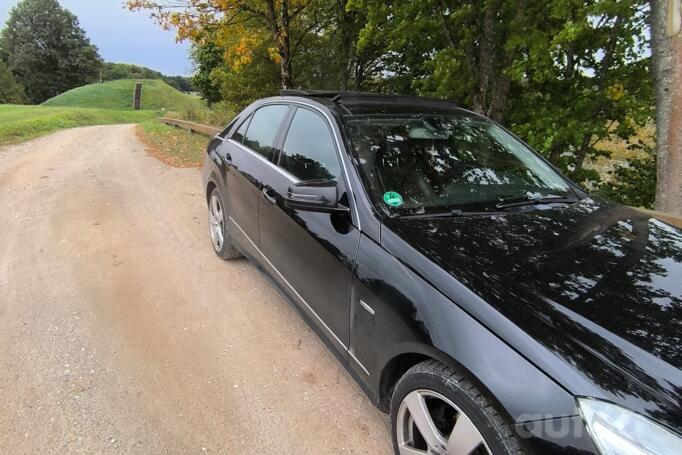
[279,0,293,89]
[652,0,682,215]
[473,4,496,116]
[336,0,355,91]
[487,75,509,122]
[570,16,622,177]
[572,133,593,176]
[264,0,293,89]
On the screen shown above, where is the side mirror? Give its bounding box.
[283,179,349,213]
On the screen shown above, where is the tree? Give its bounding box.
[0,60,26,104]
[352,0,653,185]
[130,0,382,104]
[101,62,165,81]
[100,62,192,92]
[164,75,193,92]
[651,0,682,215]
[505,0,653,183]
[129,0,659,210]
[350,0,530,120]
[208,37,281,109]
[128,0,325,89]
[191,40,226,105]
[296,1,383,90]
[0,0,102,104]
[600,155,657,208]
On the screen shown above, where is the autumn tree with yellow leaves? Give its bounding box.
[128,0,327,89]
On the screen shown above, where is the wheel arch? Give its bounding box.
[206,179,217,205]
[205,170,227,209]
[376,343,510,424]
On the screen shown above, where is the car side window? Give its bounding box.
[220,116,241,139]
[241,105,289,160]
[231,115,251,143]
[279,108,341,181]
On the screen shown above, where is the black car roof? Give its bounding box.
[277,90,463,117]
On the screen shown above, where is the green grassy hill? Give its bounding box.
[42,79,205,112]
[0,105,156,146]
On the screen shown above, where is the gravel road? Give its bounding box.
[0,125,392,454]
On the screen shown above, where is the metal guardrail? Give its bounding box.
[640,209,682,229]
[159,117,221,137]
[157,116,682,228]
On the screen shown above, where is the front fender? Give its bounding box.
[349,233,577,423]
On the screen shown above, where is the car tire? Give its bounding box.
[208,187,241,260]
[390,360,524,455]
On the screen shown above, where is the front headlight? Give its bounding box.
[578,398,682,455]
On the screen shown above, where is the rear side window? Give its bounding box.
[242,105,289,160]
[229,115,250,141]
[279,108,340,181]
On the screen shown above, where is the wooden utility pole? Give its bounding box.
[651,0,682,215]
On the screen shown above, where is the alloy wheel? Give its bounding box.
[208,193,225,252]
[396,389,491,455]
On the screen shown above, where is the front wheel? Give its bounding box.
[208,188,241,260]
[391,360,524,455]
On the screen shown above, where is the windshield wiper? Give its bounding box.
[495,196,579,209]
[398,208,492,219]
[396,196,579,218]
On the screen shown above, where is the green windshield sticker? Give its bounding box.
[383,191,403,207]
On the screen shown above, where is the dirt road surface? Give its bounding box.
[0,125,392,454]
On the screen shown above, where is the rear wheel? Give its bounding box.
[391,360,523,455]
[208,188,241,260]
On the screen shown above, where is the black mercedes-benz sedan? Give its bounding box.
[201,91,682,455]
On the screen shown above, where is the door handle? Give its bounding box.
[262,186,277,205]
[221,152,232,163]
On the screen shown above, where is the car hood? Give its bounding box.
[383,197,682,431]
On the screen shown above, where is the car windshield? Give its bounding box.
[344,114,576,214]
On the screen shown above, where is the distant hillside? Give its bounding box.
[42,80,205,112]
[102,63,193,92]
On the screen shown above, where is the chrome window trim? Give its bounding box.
[228,138,301,183]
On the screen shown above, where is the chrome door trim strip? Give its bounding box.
[349,350,370,376]
[359,299,375,316]
[229,215,349,353]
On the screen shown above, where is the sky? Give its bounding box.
[0,0,193,76]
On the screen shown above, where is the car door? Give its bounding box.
[258,105,361,355]
[219,104,290,253]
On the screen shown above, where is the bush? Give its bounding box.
[167,101,236,128]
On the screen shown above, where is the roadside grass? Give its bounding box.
[136,119,208,167]
[42,79,206,112]
[0,104,157,146]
